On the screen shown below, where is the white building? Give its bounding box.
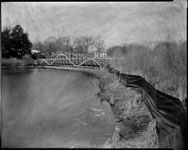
[31,49,40,54]
[94,51,107,58]
[87,45,107,58]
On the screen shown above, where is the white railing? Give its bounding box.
[39,53,103,68]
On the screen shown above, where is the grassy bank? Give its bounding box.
[96,68,158,148]
[108,42,187,111]
[1,57,35,67]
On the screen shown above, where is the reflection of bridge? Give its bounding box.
[37,53,112,69]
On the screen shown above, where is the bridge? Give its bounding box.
[36,53,114,69]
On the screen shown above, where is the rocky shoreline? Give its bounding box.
[96,68,159,148]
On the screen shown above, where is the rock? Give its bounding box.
[117,123,134,139]
[109,96,115,105]
[112,126,121,142]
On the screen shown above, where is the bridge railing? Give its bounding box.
[36,53,126,69]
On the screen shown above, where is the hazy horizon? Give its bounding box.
[2,0,187,48]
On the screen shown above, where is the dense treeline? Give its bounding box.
[32,35,105,56]
[107,45,128,58]
[108,41,187,107]
[1,25,105,59]
[1,25,32,59]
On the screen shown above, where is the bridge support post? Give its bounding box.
[82,56,84,66]
[78,55,79,65]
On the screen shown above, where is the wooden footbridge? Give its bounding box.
[36,53,113,69]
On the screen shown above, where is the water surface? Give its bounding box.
[2,68,115,148]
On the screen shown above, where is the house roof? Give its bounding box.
[31,49,40,53]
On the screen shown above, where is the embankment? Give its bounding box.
[96,68,158,148]
[1,58,35,68]
[40,66,101,75]
[96,65,187,149]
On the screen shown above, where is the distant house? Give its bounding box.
[31,49,46,58]
[88,45,107,58]
[31,49,40,54]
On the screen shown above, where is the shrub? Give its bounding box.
[107,41,187,102]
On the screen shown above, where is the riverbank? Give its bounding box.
[1,58,35,68]
[96,68,159,148]
[1,66,37,69]
[40,66,101,75]
[1,58,101,75]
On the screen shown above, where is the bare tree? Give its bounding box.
[93,35,105,53]
[43,36,57,55]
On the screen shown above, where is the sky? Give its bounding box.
[1,0,187,48]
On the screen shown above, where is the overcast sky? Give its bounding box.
[2,0,187,48]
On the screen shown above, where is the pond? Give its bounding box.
[1,68,116,148]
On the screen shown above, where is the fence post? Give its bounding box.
[78,55,79,65]
[82,55,83,65]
